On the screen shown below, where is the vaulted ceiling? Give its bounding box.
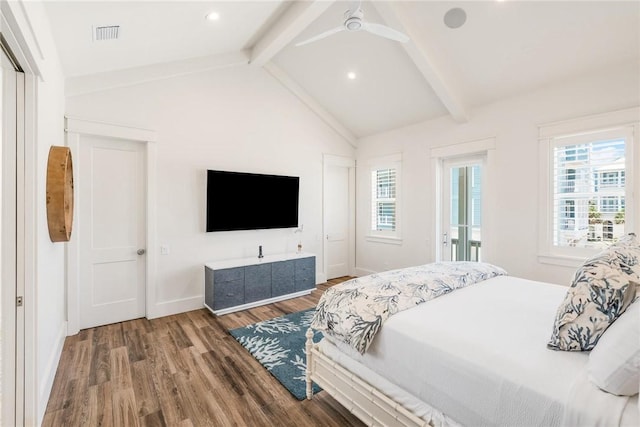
[44,1,640,143]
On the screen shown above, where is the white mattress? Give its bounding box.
[318,275,639,427]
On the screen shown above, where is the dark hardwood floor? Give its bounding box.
[42,277,363,427]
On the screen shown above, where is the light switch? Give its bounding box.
[160,244,170,255]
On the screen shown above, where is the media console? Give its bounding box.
[204,252,316,315]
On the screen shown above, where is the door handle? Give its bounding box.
[443,232,448,246]
[137,249,146,255]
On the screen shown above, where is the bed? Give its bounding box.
[304,243,640,427]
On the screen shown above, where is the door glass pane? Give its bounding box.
[470,165,482,260]
[448,164,482,262]
[450,167,461,261]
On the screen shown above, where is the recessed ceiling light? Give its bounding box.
[206,11,220,21]
[347,72,357,80]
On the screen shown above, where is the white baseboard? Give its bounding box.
[148,295,204,319]
[355,267,377,277]
[38,320,67,426]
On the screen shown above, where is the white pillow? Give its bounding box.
[588,300,639,396]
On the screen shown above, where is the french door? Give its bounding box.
[442,157,483,262]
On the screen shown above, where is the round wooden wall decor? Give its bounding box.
[46,146,74,242]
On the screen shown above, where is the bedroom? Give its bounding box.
[0,0,638,425]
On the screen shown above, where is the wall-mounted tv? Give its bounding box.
[206,170,299,232]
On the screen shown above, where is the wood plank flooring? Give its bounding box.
[43,277,364,427]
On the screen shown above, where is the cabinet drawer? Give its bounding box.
[295,257,315,291]
[213,279,244,310]
[214,267,244,283]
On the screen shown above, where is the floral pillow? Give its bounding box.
[548,235,640,351]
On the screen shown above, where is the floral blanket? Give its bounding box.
[311,262,507,354]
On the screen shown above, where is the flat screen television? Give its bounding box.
[206,170,299,232]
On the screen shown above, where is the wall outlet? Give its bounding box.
[160,244,170,255]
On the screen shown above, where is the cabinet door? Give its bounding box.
[245,264,272,303]
[295,257,316,291]
[272,260,295,297]
[213,267,244,310]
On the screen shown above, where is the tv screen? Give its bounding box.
[206,170,299,232]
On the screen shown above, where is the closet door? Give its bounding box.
[1,43,24,427]
[323,155,355,280]
[78,135,147,329]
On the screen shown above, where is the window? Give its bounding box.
[372,168,396,231]
[539,108,638,262]
[553,137,626,247]
[600,196,621,213]
[600,171,619,187]
[368,154,401,241]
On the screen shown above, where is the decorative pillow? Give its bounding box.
[610,233,640,278]
[548,238,640,351]
[588,300,639,396]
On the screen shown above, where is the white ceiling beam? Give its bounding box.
[264,62,357,147]
[372,2,469,123]
[250,0,334,67]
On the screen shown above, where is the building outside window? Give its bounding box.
[553,136,626,247]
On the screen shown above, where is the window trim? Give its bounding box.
[538,107,639,265]
[366,153,402,242]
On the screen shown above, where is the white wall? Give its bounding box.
[356,61,640,286]
[34,57,66,427]
[2,0,67,424]
[66,65,354,318]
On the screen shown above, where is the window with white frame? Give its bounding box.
[539,108,637,261]
[368,154,401,240]
[372,168,396,231]
[553,135,627,247]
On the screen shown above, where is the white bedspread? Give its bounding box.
[317,275,638,426]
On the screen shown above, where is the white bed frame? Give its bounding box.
[305,329,435,427]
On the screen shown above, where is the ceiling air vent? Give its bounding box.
[93,25,120,41]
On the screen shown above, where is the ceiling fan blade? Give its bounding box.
[295,26,345,47]
[362,22,409,43]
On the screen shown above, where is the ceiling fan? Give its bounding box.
[295,0,409,47]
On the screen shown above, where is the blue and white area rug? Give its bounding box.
[229,308,323,400]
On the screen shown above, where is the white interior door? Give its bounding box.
[324,155,355,280]
[0,44,22,427]
[79,136,146,329]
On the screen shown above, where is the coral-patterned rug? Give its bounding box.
[228,308,323,400]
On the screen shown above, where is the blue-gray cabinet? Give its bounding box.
[204,253,316,315]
